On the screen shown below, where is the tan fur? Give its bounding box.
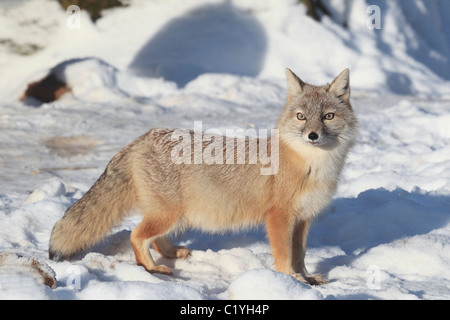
[49,68,358,285]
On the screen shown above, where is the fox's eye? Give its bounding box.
[324,113,335,120]
[297,113,306,121]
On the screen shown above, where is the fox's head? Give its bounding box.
[277,68,358,152]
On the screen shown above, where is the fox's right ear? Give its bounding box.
[329,68,350,103]
[285,68,305,101]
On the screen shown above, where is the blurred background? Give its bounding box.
[1,0,449,103]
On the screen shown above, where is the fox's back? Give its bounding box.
[130,128,272,230]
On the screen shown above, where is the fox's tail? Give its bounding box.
[49,156,137,261]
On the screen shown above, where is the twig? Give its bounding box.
[32,166,98,175]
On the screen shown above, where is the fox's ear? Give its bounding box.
[285,68,305,101]
[329,68,350,103]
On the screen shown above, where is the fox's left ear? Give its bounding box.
[285,68,305,102]
[329,68,350,103]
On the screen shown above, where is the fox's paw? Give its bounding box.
[152,241,191,259]
[292,273,327,286]
[148,265,173,276]
[304,274,327,286]
[174,246,191,259]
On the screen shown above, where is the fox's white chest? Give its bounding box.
[294,148,343,220]
[295,180,335,220]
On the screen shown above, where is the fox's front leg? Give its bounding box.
[292,219,327,285]
[266,211,326,285]
[266,209,296,276]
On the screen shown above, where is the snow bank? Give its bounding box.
[228,269,323,300]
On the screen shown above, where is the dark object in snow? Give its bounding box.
[21,73,71,104]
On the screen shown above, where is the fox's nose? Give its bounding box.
[308,132,319,141]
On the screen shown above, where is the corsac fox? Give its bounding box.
[49,68,357,285]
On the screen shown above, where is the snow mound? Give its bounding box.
[50,57,177,102]
[27,179,66,203]
[228,269,323,300]
[79,279,207,300]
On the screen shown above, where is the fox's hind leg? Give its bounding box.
[152,236,191,259]
[130,212,178,276]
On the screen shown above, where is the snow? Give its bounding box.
[0,0,450,300]
[228,269,324,300]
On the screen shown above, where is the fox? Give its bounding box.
[49,68,357,285]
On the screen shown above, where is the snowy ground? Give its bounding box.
[1,0,450,300]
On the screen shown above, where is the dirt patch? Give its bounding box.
[44,135,101,157]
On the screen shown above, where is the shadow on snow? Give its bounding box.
[128,1,267,87]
